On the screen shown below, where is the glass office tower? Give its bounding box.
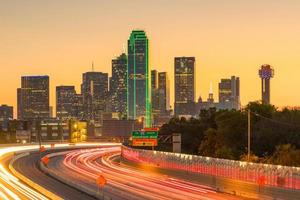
[127,30,151,127]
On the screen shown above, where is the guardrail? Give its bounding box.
[122,146,300,190]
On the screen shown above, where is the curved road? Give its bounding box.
[46,146,246,200]
[0,143,114,199]
[12,151,96,200]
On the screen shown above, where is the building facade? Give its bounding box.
[218,76,240,110]
[127,30,151,127]
[56,86,83,120]
[158,72,170,115]
[17,76,50,120]
[151,70,160,114]
[0,104,13,121]
[110,53,127,117]
[81,72,108,122]
[102,119,143,137]
[174,57,195,116]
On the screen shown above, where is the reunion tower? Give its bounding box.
[259,64,274,104]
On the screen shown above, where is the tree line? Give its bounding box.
[159,102,300,167]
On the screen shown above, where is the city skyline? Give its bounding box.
[2,1,300,117]
[1,2,300,199]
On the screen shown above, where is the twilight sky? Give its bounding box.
[1,0,300,117]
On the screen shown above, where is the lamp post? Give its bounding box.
[247,109,251,162]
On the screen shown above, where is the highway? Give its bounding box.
[0,143,114,200]
[12,151,96,200]
[46,146,246,200]
[0,145,55,200]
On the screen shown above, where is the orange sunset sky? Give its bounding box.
[1,0,300,117]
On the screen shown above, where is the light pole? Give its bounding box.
[247,109,251,162]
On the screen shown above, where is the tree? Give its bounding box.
[198,128,217,157]
[215,110,247,159]
[240,153,259,163]
[215,146,235,160]
[159,102,300,166]
[266,144,300,167]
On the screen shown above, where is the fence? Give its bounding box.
[122,146,300,190]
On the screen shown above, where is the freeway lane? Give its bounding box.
[0,145,57,200]
[46,147,247,200]
[12,151,97,200]
[0,154,47,200]
[0,143,117,200]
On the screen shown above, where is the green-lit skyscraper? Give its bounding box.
[127,30,151,127]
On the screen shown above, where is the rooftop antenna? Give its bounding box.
[92,61,94,72]
[122,43,126,54]
[209,82,213,94]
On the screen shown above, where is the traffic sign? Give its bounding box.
[39,146,46,152]
[41,156,49,166]
[132,131,158,139]
[142,127,159,131]
[132,138,158,146]
[258,175,266,186]
[96,175,107,187]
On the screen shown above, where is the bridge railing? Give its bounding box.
[121,146,300,190]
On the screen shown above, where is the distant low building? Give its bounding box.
[0,104,13,121]
[102,119,143,137]
[153,115,172,127]
[196,95,217,112]
[0,119,89,143]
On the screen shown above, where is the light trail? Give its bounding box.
[0,186,10,200]
[0,143,115,200]
[60,147,239,200]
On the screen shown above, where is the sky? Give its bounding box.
[1,0,300,117]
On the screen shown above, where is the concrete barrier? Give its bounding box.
[41,150,143,200]
[121,145,300,200]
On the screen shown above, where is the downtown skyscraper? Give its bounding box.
[151,70,170,116]
[218,76,240,110]
[17,76,50,120]
[158,72,170,115]
[81,71,108,122]
[110,53,127,117]
[174,57,195,116]
[127,30,151,127]
[151,70,159,114]
[56,86,83,120]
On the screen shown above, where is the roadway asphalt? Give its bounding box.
[0,154,42,200]
[45,147,248,200]
[12,150,97,200]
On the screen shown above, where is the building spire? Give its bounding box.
[92,61,94,72]
[209,82,213,94]
[122,43,126,54]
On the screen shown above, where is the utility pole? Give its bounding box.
[59,117,63,143]
[36,117,42,149]
[247,109,251,162]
